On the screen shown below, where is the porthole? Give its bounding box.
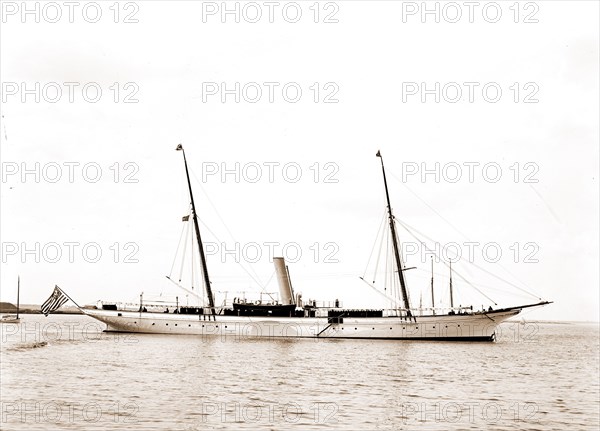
[152,323,155,326]
[166,323,168,326]
[188,324,191,327]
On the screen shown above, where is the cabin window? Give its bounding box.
[175,324,177,326]
[166,323,168,326]
[188,325,191,327]
[152,323,155,325]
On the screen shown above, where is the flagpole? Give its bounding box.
[55,285,82,309]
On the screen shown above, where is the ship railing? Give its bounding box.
[230,292,282,305]
[97,300,206,313]
[304,300,343,309]
[413,305,478,316]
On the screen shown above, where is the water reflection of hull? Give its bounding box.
[82,306,529,341]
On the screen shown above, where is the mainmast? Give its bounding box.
[376,151,412,317]
[176,144,216,317]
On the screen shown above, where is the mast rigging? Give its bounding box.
[376,151,412,318]
[176,144,216,317]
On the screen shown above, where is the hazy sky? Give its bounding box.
[1,1,598,322]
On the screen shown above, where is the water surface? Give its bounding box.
[1,315,598,430]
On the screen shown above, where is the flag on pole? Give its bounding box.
[182,215,190,221]
[41,286,69,316]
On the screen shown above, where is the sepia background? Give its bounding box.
[1,1,598,322]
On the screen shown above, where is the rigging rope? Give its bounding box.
[179,216,191,283]
[195,216,277,301]
[395,217,541,301]
[392,218,412,307]
[190,216,195,291]
[390,172,542,299]
[188,169,278,298]
[169,208,190,277]
[392,173,470,242]
[373,211,387,284]
[384,225,393,305]
[363,209,387,282]
[393,217,497,304]
[398,216,541,299]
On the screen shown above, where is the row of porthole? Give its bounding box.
[133,322,229,329]
[132,322,459,330]
[338,325,460,330]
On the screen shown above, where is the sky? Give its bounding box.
[0,0,598,322]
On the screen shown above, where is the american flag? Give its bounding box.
[41,286,69,316]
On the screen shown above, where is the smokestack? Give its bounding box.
[274,257,295,305]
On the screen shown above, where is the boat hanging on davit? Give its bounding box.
[68,145,551,341]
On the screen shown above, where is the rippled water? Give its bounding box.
[1,314,598,430]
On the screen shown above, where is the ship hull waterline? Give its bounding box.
[82,308,524,341]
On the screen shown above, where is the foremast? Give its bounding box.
[176,144,216,317]
[376,151,413,319]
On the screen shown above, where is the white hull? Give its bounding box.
[75,149,550,343]
[82,308,523,341]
